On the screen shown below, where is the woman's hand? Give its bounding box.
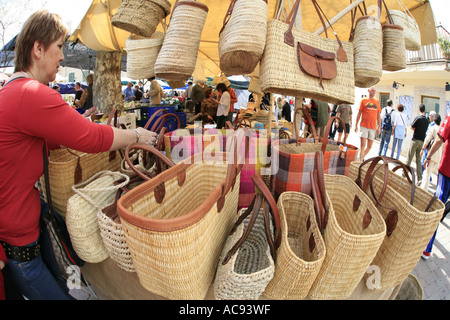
[0,260,5,270]
[135,127,158,146]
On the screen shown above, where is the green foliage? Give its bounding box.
[438,36,450,55]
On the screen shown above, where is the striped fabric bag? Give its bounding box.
[272,116,358,200]
[164,128,271,209]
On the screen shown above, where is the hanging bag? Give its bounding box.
[117,139,245,299]
[349,157,445,292]
[381,0,406,71]
[350,0,383,88]
[218,0,268,75]
[125,31,164,80]
[154,0,209,82]
[389,0,421,51]
[111,0,172,38]
[259,0,355,105]
[307,151,386,299]
[214,175,281,300]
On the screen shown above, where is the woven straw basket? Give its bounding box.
[352,16,383,88]
[263,192,326,300]
[382,24,406,71]
[307,174,386,300]
[117,144,241,300]
[125,32,164,80]
[248,76,263,95]
[349,160,444,292]
[260,0,355,105]
[214,207,275,300]
[154,0,208,82]
[111,0,171,38]
[66,171,130,263]
[389,9,421,51]
[40,148,121,217]
[218,0,268,75]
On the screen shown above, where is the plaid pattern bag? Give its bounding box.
[272,116,358,200]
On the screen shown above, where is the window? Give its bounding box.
[379,93,390,109]
[421,96,440,116]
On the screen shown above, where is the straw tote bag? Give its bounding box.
[349,158,445,292]
[214,175,281,300]
[39,110,122,217]
[263,191,326,300]
[66,171,130,263]
[154,0,209,82]
[389,0,421,51]
[116,141,244,300]
[259,0,355,105]
[272,111,358,200]
[111,0,171,38]
[307,152,386,300]
[218,0,268,75]
[125,32,164,80]
[381,0,406,71]
[350,1,383,88]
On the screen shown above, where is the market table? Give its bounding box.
[81,258,402,300]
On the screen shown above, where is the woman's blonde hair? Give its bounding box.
[14,9,68,72]
[85,73,94,85]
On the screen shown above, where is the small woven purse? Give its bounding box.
[214,175,281,300]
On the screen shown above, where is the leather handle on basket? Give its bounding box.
[284,0,301,46]
[143,109,166,130]
[222,194,264,265]
[311,0,347,62]
[124,143,185,203]
[295,106,319,143]
[251,174,282,250]
[310,151,329,232]
[149,113,181,133]
[320,116,348,155]
[216,135,240,212]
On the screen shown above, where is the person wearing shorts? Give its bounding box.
[336,104,352,142]
[354,87,381,161]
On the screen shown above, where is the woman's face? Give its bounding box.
[40,35,65,83]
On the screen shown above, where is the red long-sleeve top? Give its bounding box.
[0,78,114,246]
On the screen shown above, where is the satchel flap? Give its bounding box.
[299,42,335,60]
[297,42,337,81]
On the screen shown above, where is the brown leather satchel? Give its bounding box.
[297,42,337,89]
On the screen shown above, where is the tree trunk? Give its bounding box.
[94,51,123,115]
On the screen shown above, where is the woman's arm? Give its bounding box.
[108,126,157,151]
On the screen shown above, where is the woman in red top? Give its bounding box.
[0,10,157,300]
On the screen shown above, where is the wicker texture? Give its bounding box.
[307,174,386,300]
[117,160,240,300]
[97,199,135,273]
[349,161,444,291]
[382,24,406,71]
[66,171,130,263]
[40,148,121,217]
[263,192,326,300]
[125,32,164,80]
[154,1,208,82]
[218,0,268,75]
[111,0,171,38]
[260,19,355,105]
[390,9,421,51]
[214,208,275,300]
[353,17,383,88]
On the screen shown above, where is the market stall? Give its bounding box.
[43,0,446,301]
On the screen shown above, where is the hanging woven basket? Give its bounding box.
[125,32,164,80]
[154,0,209,82]
[353,16,383,88]
[111,0,171,38]
[382,24,406,72]
[389,9,421,51]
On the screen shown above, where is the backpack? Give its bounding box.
[382,108,394,131]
